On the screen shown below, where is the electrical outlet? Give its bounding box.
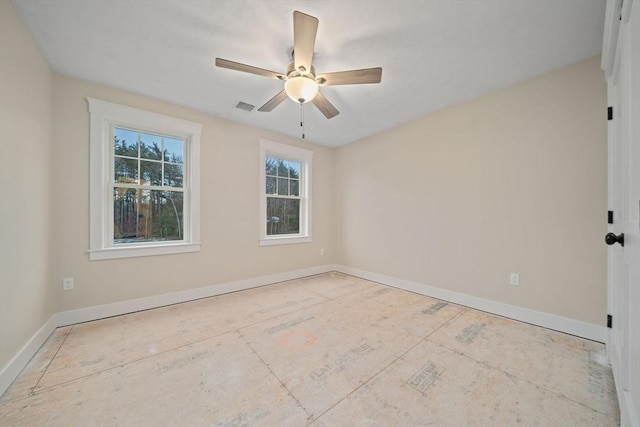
[320,248,325,256]
[63,277,74,290]
[509,273,520,286]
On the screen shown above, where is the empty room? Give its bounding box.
[1,0,638,426]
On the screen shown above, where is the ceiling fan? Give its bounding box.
[215,11,382,119]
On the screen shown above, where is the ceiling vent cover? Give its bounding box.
[235,101,255,112]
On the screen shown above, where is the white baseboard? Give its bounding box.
[0,264,335,398]
[54,264,336,327]
[0,315,57,397]
[335,265,606,343]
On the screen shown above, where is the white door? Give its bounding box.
[604,1,639,426]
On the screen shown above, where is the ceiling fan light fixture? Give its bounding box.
[284,76,319,103]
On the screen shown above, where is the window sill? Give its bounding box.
[89,243,201,260]
[259,236,312,246]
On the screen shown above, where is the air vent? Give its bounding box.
[235,101,255,112]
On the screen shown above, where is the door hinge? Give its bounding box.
[608,106,613,120]
[608,210,614,224]
[607,314,612,328]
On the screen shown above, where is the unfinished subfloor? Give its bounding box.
[0,272,619,426]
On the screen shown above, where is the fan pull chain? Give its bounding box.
[300,102,305,139]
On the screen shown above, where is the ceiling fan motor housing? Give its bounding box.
[286,62,316,79]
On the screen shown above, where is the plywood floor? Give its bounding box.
[0,272,619,426]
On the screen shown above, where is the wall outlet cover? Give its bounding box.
[509,273,520,286]
[63,277,74,290]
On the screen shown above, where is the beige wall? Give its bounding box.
[51,75,335,311]
[0,1,55,370]
[334,56,607,325]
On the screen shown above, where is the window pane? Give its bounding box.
[289,161,300,179]
[266,197,300,235]
[266,176,276,194]
[277,159,289,177]
[114,157,138,183]
[113,187,139,240]
[265,157,278,176]
[140,132,162,160]
[140,160,162,186]
[114,188,184,244]
[164,163,184,188]
[277,177,289,196]
[152,190,184,241]
[114,128,138,157]
[290,179,299,196]
[165,138,184,164]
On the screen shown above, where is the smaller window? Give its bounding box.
[260,139,313,246]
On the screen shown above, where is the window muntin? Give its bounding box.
[259,139,312,246]
[88,97,201,260]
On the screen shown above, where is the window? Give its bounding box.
[88,98,202,260]
[112,128,185,243]
[259,139,312,245]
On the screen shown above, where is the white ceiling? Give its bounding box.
[12,0,605,147]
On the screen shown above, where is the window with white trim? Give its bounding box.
[259,139,312,246]
[88,98,202,260]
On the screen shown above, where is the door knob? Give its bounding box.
[605,232,624,247]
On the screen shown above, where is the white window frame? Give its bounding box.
[88,98,202,260]
[259,139,313,246]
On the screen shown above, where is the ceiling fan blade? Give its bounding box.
[258,90,289,112]
[312,91,339,119]
[316,67,382,86]
[293,11,319,74]
[215,58,285,80]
